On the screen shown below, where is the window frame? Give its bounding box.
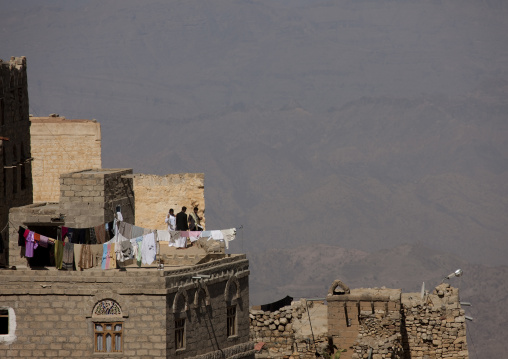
[227,305,237,338]
[0,307,16,344]
[175,317,186,350]
[93,321,123,353]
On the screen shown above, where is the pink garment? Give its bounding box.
[25,231,38,258]
[189,231,201,243]
[24,229,29,238]
[180,231,190,237]
[39,235,49,248]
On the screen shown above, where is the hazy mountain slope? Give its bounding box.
[1,1,508,356]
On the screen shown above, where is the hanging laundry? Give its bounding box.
[156,230,170,242]
[118,222,133,239]
[61,227,69,239]
[101,243,108,270]
[200,230,212,238]
[131,225,144,239]
[73,244,82,269]
[79,244,94,269]
[94,223,107,244]
[34,233,40,242]
[221,228,237,250]
[90,244,103,268]
[18,226,27,247]
[189,231,201,243]
[141,232,156,265]
[62,242,74,270]
[25,231,38,258]
[39,235,49,248]
[115,234,133,262]
[210,230,224,241]
[54,240,64,269]
[136,237,143,267]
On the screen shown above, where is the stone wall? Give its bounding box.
[401,283,468,359]
[30,116,101,203]
[250,301,329,359]
[59,168,134,228]
[132,173,205,230]
[249,283,469,359]
[0,254,254,359]
[0,56,33,267]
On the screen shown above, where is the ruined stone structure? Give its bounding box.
[30,115,102,203]
[0,254,253,359]
[131,173,205,230]
[0,56,33,267]
[250,281,469,359]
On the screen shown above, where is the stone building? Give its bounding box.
[1,55,252,359]
[249,280,469,359]
[0,251,252,358]
[29,115,102,203]
[2,167,253,359]
[0,56,33,267]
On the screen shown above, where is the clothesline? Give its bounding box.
[17,220,237,271]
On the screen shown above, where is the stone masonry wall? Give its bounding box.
[0,254,253,359]
[133,173,205,230]
[250,284,469,359]
[60,168,134,228]
[30,116,101,203]
[401,283,468,359]
[250,301,330,359]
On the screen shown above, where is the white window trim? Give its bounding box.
[0,307,17,344]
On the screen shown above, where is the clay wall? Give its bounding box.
[0,56,33,267]
[30,116,101,203]
[132,173,205,230]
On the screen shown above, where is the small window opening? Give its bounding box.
[227,305,237,337]
[175,318,185,350]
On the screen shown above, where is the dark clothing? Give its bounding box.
[176,211,188,231]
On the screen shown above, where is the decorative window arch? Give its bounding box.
[91,299,123,353]
[193,283,210,308]
[93,300,122,316]
[172,288,189,313]
[224,275,240,302]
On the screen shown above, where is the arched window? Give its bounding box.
[224,276,241,338]
[172,288,188,351]
[92,300,123,353]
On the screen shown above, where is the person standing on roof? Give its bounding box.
[176,207,188,231]
[188,207,203,231]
